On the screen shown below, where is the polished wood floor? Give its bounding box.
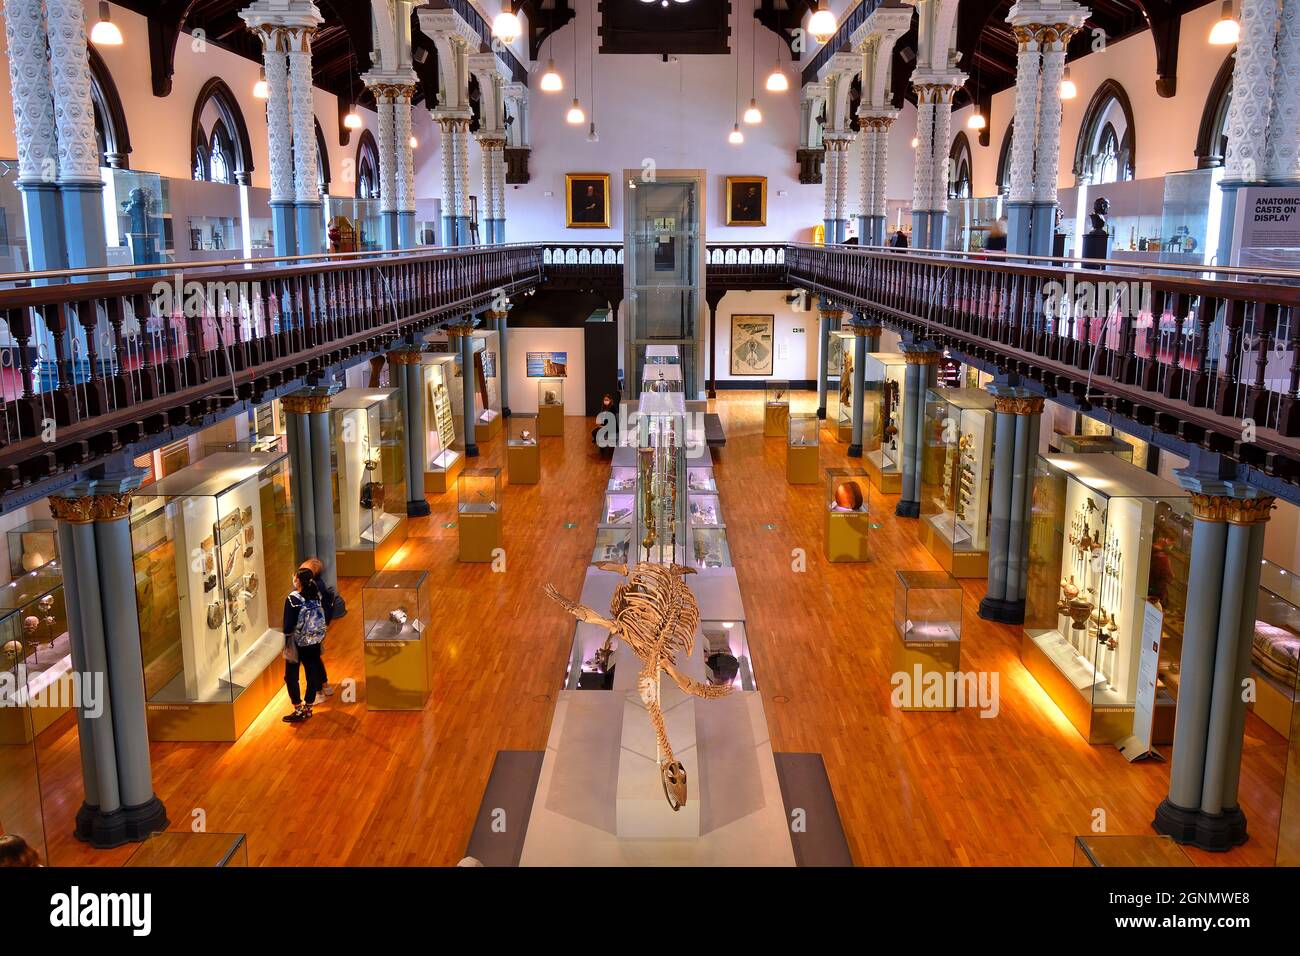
[29,392,1291,866]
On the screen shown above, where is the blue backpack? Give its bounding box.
[294,595,327,647]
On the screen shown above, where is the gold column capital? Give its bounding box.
[49,492,134,524]
[903,350,942,365]
[1190,493,1276,525]
[992,394,1045,415]
[819,307,844,322]
[444,321,477,340]
[282,393,332,415]
[386,348,423,365]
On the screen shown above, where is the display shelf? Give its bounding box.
[458,467,502,562]
[421,354,463,493]
[701,619,756,691]
[863,352,906,494]
[919,388,995,578]
[128,451,295,741]
[763,379,791,437]
[538,377,565,436]
[1249,558,1300,736]
[824,467,871,563]
[506,412,541,485]
[6,520,58,574]
[832,330,854,442]
[690,526,732,570]
[592,525,631,565]
[362,569,434,710]
[787,413,820,485]
[1023,454,1190,744]
[688,492,722,528]
[331,388,408,577]
[0,570,72,743]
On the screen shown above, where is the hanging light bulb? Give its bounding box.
[911,136,919,148]
[743,98,763,124]
[808,3,837,44]
[766,67,789,92]
[566,98,585,124]
[253,67,269,99]
[728,123,745,145]
[587,121,599,143]
[1209,0,1240,44]
[491,9,522,44]
[409,135,418,149]
[90,2,124,46]
[343,108,362,130]
[540,58,563,92]
[967,108,986,130]
[1059,66,1077,100]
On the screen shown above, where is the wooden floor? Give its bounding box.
[28,392,1292,866]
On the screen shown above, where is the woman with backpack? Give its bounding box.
[282,568,329,724]
[298,558,340,698]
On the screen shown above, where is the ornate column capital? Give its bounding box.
[902,348,942,365]
[444,320,478,339]
[1190,493,1276,525]
[282,392,332,414]
[849,323,881,337]
[819,307,845,322]
[49,490,135,523]
[386,348,423,365]
[992,394,1045,415]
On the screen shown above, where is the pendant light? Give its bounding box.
[1209,0,1240,44]
[90,2,124,46]
[765,33,788,91]
[586,8,599,141]
[1059,66,1077,100]
[565,7,584,124]
[253,67,269,99]
[409,135,419,149]
[744,99,763,124]
[808,2,837,44]
[729,123,745,145]
[967,108,986,130]
[343,109,362,130]
[743,1,762,124]
[491,5,522,44]
[728,3,744,143]
[540,33,563,92]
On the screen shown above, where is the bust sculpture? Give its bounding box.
[1087,197,1110,237]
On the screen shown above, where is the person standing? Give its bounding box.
[282,569,328,724]
[299,558,338,698]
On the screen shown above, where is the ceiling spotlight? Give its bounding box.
[540,58,563,92]
[90,2,123,46]
[566,98,586,125]
[343,109,362,130]
[744,98,762,124]
[491,10,522,44]
[808,3,837,44]
[1059,66,1077,100]
[967,108,986,130]
[729,123,744,145]
[1209,0,1240,44]
[253,68,269,99]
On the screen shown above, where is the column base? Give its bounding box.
[1006,201,1033,256]
[816,406,827,420]
[847,444,863,458]
[381,210,400,251]
[74,795,168,849]
[60,181,108,273]
[502,407,512,418]
[911,210,930,249]
[271,201,297,258]
[465,443,480,458]
[894,499,920,519]
[977,596,1026,625]
[1029,202,1057,258]
[295,201,324,256]
[928,210,947,250]
[441,215,457,247]
[398,210,416,249]
[407,498,431,518]
[17,182,67,272]
[1153,799,1248,851]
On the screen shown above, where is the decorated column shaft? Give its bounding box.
[857,124,877,244]
[393,87,417,247]
[1006,25,1043,255]
[816,305,842,419]
[286,28,322,256]
[847,324,871,457]
[375,86,399,250]
[491,307,511,416]
[978,387,1043,623]
[911,91,937,248]
[1030,22,1081,255]
[389,348,431,516]
[449,322,479,456]
[896,345,940,518]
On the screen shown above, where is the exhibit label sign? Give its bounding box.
[1117,600,1164,763]
[526,351,568,377]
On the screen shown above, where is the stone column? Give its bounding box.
[896,345,939,518]
[1006,25,1042,256]
[1155,483,1274,851]
[251,28,296,257]
[450,324,479,456]
[477,134,499,244]
[283,395,317,561]
[51,486,168,848]
[978,387,1044,624]
[927,86,957,249]
[847,324,870,458]
[868,116,894,245]
[374,86,399,250]
[911,92,936,248]
[1030,25,1079,256]
[1263,0,1300,183]
[306,395,336,585]
[492,307,512,416]
[389,348,431,517]
[816,305,841,419]
[286,27,322,256]
[823,137,841,242]
[394,87,417,248]
[4,0,66,272]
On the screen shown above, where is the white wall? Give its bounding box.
[506,326,587,415]
[710,289,818,384]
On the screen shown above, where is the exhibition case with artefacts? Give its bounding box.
[825,467,871,563]
[764,379,790,437]
[592,525,631,565]
[7,519,58,574]
[473,329,503,443]
[633,409,690,565]
[1249,559,1300,737]
[863,352,907,494]
[1057,433,1135,461]
[701,619,756,691]
[1023,454,1190,745]
[893,570,963,711]
[420,353,462,493]
[458,467,502,562]
[538,377,565,437]
[331,388,408,578]
[362,569,434,711]
[506,412,540,485]
[919,388,995,578]
[129,452,296,741]
[787,413,820,485]
[831,330,854,442]
[0,570,72,743]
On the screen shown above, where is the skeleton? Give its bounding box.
[545,561,732,810]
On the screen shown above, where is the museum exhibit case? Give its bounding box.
[1022,454,1191,745]
[893,570,963,711]
[633,405,691,565]
[824,467,871,563]
[0,689,45,862]
[126,831,249,867]
[331,388,408,578]
[689,526,732,570]
[1057,433,1135,461]
[863,352,907,494]
[538,377,565,437]
[129,451,296,741]
[0,569,72,742]
[787,413,820,484]
[686,465,716,492]
[506,412,541,485]
[7,519,58,574]
[1071,834,1192,867]
[764,379,791,437]
[420,353,462,493]
[592,525,631,565]
[473,328,503,444]
[362,569,434,711]
[919,388,995,577]
[458,467,502,562]
[831,329,854,442]
[701,619,756,691]
[1249,559,1300,737]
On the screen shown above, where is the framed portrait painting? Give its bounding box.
[565,173,611,228]
[725,176,767,227]
[730,314,775,376]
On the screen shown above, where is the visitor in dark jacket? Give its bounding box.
[282,569,328,724]
[890,230,909,249]
[298,558,337,697]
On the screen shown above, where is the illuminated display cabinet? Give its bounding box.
[919,388,995,577]
[331,388,408,577]
[893,570,963,711]
[473,329,503,443]
[0,569,71,742]
[538,377,565,436]
[7,519,58,574]
[506,412,541,484]
[592,525,631,564]
[1023,454,1191,744]
[787,413,820,484]
[824,466,871,563]
[420,353,462,493]
[362,569,434,710]
[1249,559,1300,737]
[701,619,756,691]
[458,467,502,562]
[129,451,296,741]
[830,329,854,443]
[863,352,907,494]
[764,379,790,437]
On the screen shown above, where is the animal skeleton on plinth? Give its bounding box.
[545,561,732,810]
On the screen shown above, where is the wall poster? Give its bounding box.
[730,314,774,376]
[526,351,569,377]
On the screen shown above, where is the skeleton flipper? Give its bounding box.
[544,584,617,631]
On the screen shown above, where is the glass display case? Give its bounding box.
[604,489,634,525]
[1023,454,1191,744]
[824,466,871,563]
[593,525,631,564]
[331,388,408,577]
[0,568,72,741]
[787,412,820,484]
[685,466,716,492]
[538,377,565,437]
[831,330,854,442]
[863,352,907,493]
[126,831,249,867]
[420,353,462,493]
[6,519,58,574]
[103,167,173,269]
[688,492,722,528]
[700,619,756,691]
[764,379,791,437]
[473,329,502,443]
[0,688,45,859]
[1249,559,1300,737]
[1072,834,1192,867]
[1057,433,1135,461]
[129,451,295,741]
[919,388,995,577]
[458,467,502,562]
[689,526,732,570]
[608,465,637,493]
[633,410,689,565]
[893,570,963,712]
[506,412,540,485]
[362,569,434,710]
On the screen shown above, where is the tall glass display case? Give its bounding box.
[787,412,820,484]
[331,388,408,577]
[1023,454,1191,744]
[1249,559,1300,737]
[473,328,503,443]
[538,377,565,436]
[0,677,45,859]
[0,569,71,741]
[507,412,540,485]
[129,451,295,741]
[458,467,502,562]
[824,466,871,562]
[633,411,689,565]
[831,330,854,442]
[420,353,462,493]
[764,379,791,437]
[362,569,434,710]
[863,352,907,494]
[893,570,963,711]
[919,388,995,577]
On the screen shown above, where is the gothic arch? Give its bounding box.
[355,128,380,200]
[996,119,1013,195]
[1195,52,1235,169]
[948,130,973,199]
[88,46,131,168]
[190,77,255,185]
[316,119,332,192]
[1072,79,1136,184]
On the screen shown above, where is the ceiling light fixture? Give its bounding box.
[911,136,919,148]
[90,2,123,46]
[808,2,837,44]
[744,0,762,125]
[540,58,563,91]
[967,107,986,130]
[1059,66,1077,99]
[566,97,585,124]
[253,67,269,99]
[1209,0,1240,44]
[587,121,599,142]
[343,109,362,130]
[491,7,522,44]
[744,98,763,124]
[729,123,745,145]
[409,135,418,149]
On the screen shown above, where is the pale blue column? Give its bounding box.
[1003,407,1033,601]
[495,311,511,417]
[490,219,506,244]
[60,181,107,274]
[394,352,431,517]
[815,308,833,420]
[54,517,102,836]
[896,348,936,518]
[440,215,457,247]
[911,211,930,249]
[271,202,297,258]
[459,332,479,457]
[398,210,417,248]
[18,183,67,273]
[296,201,324,256]
[928,210,947,250]
[981,407,1018,608]
[307,400,337,585]
[979,386,1043,624]
[1029,203,1056,258]
[285,405,317,563]
[847,328,868,457]
[855,215,869,245]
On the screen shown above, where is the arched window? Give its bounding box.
[88,46,130,168]
[1073,80,1135,186]
[1195,53,1235,168]
[208,121,233,185]
[996,120,1013,196]
[190,78,254,185]
[1094,123,1120,185]
[193,144,209,182]
[355,129,381,200]
[948,132,973,199]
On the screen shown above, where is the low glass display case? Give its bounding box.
[893,570,963,711]
[604,490,634,526]
[506,412,540,484]
[6,519,58,574]
[420,353,462,493]
[919,388,995,577]
[608,466,637,493]
[538,377,565,436]
[824,467,871,562]
[474,329,503,443]
[787,412,820,484]
[686,465,716,492]
[362,569,434,710]
[1249,559,1300,737]
[331,388,408,577]
[1023,454,1191,744]
[458,467,502,562]
[129,451,295,741]
[593,525,631,564]
[0,697,45,858]
[1072,834,1192,867]
[0,570,72,742]
[701,619,756,691]
[690,526,732,570]
[764,379,791,437]
[688,492,722,528]
[863,352,907,493]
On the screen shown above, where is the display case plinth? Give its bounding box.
[825,510,871,562]
[919,515,989,578]
[893,637,962,712]
[1253,674,1297,737]
[336,515,407,578]
[475,413,502,444]
[616,686,700,838]
[837,420,853,443]
[507,442,541,484]
[425,452,463,494]
[459,511,502,562]
[364,637,429,710]
[865,449,902,494]
[538,404,564,436]
[145,652,283,742]
[787,443,819,484]
[763,403,789,437]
